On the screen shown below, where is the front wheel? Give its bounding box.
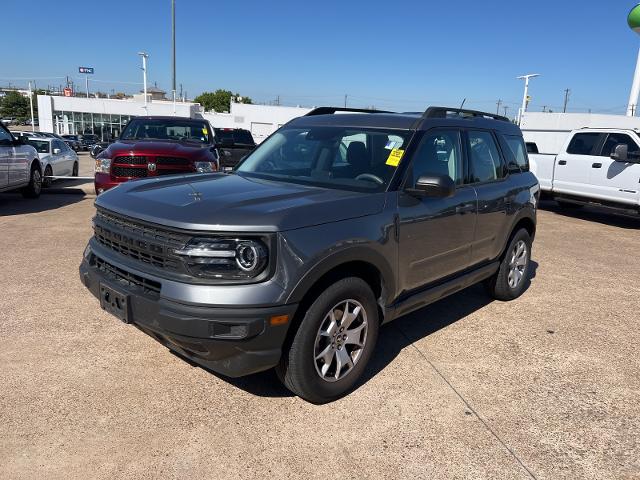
[277,277,379,403]
[484,229,532,301]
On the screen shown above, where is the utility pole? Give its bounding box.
[542,105,547,112]
[344,94,347,108]
[28,81,35,132]
[171,0,176,114]
[504,106,509,118]
[138,52,149,113]
[496,99,502,115]
[563,88,571,113]
[516,74,540,124]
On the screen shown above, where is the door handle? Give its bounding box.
[558,160,567,165]
[455,203,475,214]
[592,163,602,168]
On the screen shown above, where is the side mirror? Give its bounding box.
[53,148,61,154]
[611,144,628,162]
[407,174,456,198]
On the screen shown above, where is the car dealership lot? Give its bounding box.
[0,196,638,479]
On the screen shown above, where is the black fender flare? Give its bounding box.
[285,246,396,306]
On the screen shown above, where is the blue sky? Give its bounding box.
[2,0,640,115]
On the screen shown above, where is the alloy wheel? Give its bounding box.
[508,240,528,289]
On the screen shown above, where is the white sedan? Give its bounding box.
[26,137,79,187]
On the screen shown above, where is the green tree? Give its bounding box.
[0,91,30,121]
[194,89,252,112]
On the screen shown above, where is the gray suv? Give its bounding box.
[79,107,539,403]
[0,122,42,198]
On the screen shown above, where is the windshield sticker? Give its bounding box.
[202,127,208,135]
[385,140,397,150]
[386,149,404,167]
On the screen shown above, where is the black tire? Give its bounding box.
[277,277,379,403]
[484,229,532,301]
[21,165,42,198]
[43,165,53,188]
[72,162,79,177]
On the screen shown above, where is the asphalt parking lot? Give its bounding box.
[0,190,639,479]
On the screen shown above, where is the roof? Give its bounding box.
[288,107,522,135]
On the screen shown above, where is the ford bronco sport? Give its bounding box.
[80,106,539,403]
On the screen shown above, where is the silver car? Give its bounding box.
[27,137,79,187]
[0,123,41,197]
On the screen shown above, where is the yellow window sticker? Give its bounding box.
[386,149,404,167]
[202,127,208,135]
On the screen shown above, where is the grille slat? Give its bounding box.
[93,209,188,273]
[156,156,190,165]
[95,256,161,296]
[114,155,147,165]
[112,166,148,178]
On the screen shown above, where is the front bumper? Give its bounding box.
[94,173,120,194]
[79,256,297,377]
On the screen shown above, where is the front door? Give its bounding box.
[398,129,477,293]
[589,132,640,206]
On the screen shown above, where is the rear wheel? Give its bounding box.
[21,165,42,198]
[277,277,379,403]
[484,229,532,301]
[43,165,53,188]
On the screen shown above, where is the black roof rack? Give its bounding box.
[305,107,394,116]
[423,106,510,123]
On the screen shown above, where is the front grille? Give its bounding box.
[158,168,191,176]
[156,156,189,165]
[114,155,147,165]
[95,256,161,296]
[93,209,189,273]
[112,166,148,178]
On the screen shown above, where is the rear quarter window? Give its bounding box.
[503,135,529,171]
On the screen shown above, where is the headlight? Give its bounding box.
[194,161,216,173]
[95,158,111,174]
[174,238,268,280]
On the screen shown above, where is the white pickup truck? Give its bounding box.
[529,128,640,214]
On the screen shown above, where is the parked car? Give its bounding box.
[0,122,42,197]
[61,135,83,152]
[27,137,79,187]
[39,132,81,153]
[1,117,16,126]
[529,128,640,214]
[78,134,99,151]
[213,128,256,170]
[80,106,539,403]
[94,116,219,194]
[11,130,45,139]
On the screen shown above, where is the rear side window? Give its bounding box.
[599,133,639,157]
[566,133,600,155]
[504,135,529,170]
[467,131,504,183]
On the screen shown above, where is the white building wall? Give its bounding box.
[202,103,311,143]
[520,112,640,154]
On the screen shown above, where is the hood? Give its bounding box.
[95,173,386,232]
[104,140,210,157]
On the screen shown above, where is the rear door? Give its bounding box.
[552,132,604,197]
[589,132,640,205]
[0,126,11,189]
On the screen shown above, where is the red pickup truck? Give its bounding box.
[94,116,220,194]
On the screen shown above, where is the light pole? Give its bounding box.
[28,81,35,132]
[138,52,149,113]
[516,73,540,124]
[172,0,177,113]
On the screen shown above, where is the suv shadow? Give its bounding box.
[212,261,538,399]
[0,192,87,216]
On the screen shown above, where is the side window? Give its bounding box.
[504,135,529,170]
[468,131,504,183]
[54,140,64,152]
[566,133,601,155]
[407,130,463,186]
[599,133,639,157]
[0,126,13,145]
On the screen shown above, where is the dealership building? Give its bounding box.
[36,95,311,143]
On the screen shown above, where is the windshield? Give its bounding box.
[236,126,412,192]
[121,118,211,144]
[28,139,50,153]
